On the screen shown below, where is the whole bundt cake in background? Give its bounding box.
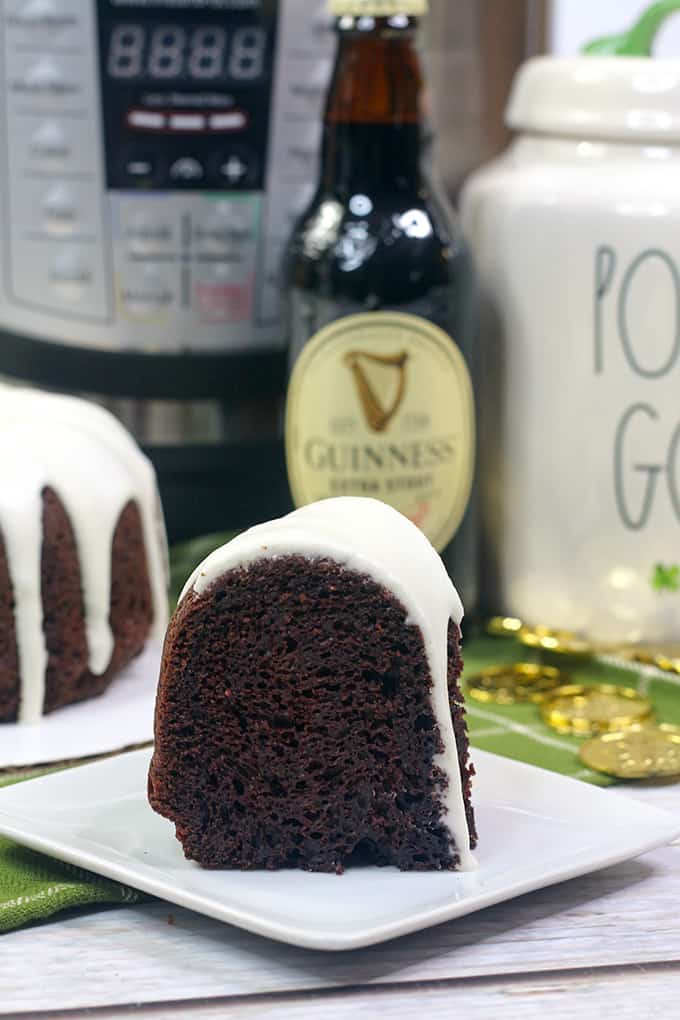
[0,385,168,724]
[149,497,477,873]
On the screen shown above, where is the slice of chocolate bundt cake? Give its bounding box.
[148,498,477,873]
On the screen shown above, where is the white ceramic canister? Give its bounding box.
[461,56,680,643]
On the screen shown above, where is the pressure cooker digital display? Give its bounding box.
[98,1,276,194]
[105,23,267,82]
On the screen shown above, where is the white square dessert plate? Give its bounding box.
[0,747,676,951]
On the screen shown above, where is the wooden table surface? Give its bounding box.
[4,781,679,1020]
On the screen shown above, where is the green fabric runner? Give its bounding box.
[1,635,679,933]
[0,770,144,933]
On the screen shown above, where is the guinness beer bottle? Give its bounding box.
[284,0,478,614]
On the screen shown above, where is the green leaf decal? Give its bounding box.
[652,563,680,593]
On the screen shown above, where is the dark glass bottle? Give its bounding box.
[283,4,478,617]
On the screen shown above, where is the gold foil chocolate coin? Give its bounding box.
[519,626,593,657]
[580,724,680,779]
[541,684,653,736]
[486,616,524,638]
[467,663,565,705]
[653,652,680,674]
[629,646,680,675]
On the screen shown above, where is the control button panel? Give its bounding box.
[193,201,253,253]
[209,111,247,132]
[214,146,259,188]
[0,1,110,320]
[194,262,253,326]
[5,1,80,43]
[29,120,70,161]
[119,264,173,320]
[169,157,205,184]
[42,184,78,236]
[128,110,166,132]
[98,3,277,195]
[6,53,88,104]
[120,152,159,185]
[50,246,93,300]
[110,192,260,350]
[122,207,176,257]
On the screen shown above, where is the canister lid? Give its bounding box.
[506,56,680,142]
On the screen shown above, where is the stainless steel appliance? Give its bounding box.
[0,0,335,538]
[0,0,545,541]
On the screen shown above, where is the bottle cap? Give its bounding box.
[580,724,680,779]
[329,0,428,16]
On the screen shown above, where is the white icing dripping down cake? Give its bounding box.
[0,385,168,723]
[182,497,476,871]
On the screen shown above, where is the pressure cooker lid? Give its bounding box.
[506,56,680,142]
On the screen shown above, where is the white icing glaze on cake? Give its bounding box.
[0,384,168,724]
[181,496,476,870]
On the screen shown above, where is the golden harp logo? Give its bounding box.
[344,350,409,432]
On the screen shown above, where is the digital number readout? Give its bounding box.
[107,23,266,82]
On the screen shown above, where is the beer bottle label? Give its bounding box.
[285,311,475,552]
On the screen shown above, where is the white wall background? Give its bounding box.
[550,0,680,57]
